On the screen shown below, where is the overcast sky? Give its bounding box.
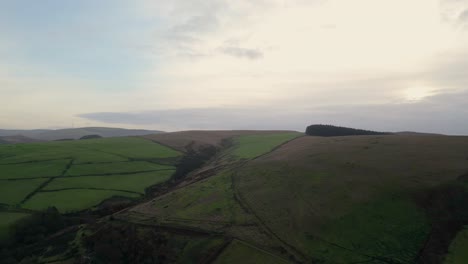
[1,0,468,134]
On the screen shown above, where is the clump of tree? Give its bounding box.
[172,143,218,181]
[79,134,102,140]
[305,124,390,137]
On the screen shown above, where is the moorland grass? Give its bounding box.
[45,170,175,193]
[213,240,288,264]
[135,170,253,226]
[235,135,468,261]
[23,189,140,212]
[304,196,430,262]
[230,132,301,159]
[0,178,48,205]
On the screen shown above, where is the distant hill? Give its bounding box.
[0,127,163,141]
[396,131,445,136]
[306,124,390,137]
[0,135,43,144]
[79,134,103,140]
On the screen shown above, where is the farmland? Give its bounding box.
[3,131,468,264]
[0,137,180,219]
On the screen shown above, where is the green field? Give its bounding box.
[133,170,253,228]
[0,137,180,164]
[67,137,181,160]
[0,212,29,242]
[0,179,48,205]
[445,227,468,264]
[45,170,175,194]
[4,132,468,263]
[0,136,181,214]
[23,189,141,212]
[229,132,301,159]
[65,161,173,176]
[213,240,288,264]
[0,159,70,179]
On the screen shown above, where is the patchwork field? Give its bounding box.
[4,131,468,264]
[0,137,180,216]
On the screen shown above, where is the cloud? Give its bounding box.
[220,46,263,60]
[458,8,468,23]
[78,88,468,135]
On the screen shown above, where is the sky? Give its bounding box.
[1,0,468,134]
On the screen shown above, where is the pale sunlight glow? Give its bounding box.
[403,86,435,101]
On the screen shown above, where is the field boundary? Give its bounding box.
[39,187,142,195]
[65,168,175,177]
[19,159,74,206]
[0,157,73,165]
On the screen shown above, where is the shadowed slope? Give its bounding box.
[236,135,468,262]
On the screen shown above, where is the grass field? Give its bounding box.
[45,170,175,194]
[4,132,468,263]
[65,161,173,176]
[0,212,29,242]
[0,159,70,179]
[133,170,253,228]
[23,189,141,212]
[0,136,181,215]
[0,179,48,205]
[0,137,180,165]
[213,240,288,264]
[445,227,468,264]
[229,132,301,159]
[69,137,181,160]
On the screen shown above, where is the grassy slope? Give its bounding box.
[444,227,468,264]
[229,132,301,159]
[143,130,298,152]
[131,132,302,226]
[235,135,468,262]
[213,240,288,264]
[126,132,304,262]
[133,170,253,227]
[0,212,29,242]
[44,170,175,194]
[23,189,140,212]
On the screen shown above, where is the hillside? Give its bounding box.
[1,132,468,263]
[0,135,42,144]
[0,127,163,141]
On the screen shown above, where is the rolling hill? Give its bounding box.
[1,130,468,263]
[0,127,163,141]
